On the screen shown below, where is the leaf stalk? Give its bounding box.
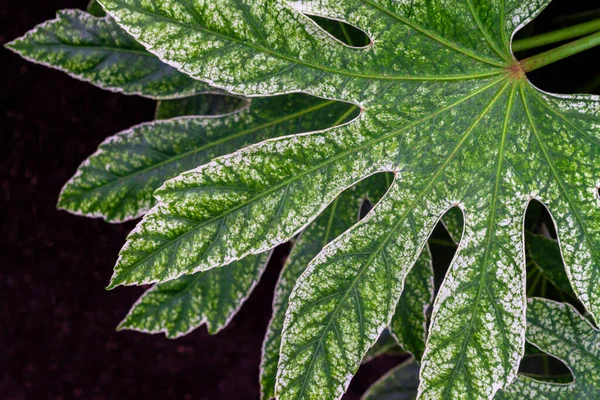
[520,30,600,73]
[513,18,600,52]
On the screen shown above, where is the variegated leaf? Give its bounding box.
[118,251,271,338]
[98,0,600,398]
[260,174,390,400]
[58,94,355,223]
[497,298,600,399]
[5,9,213,99]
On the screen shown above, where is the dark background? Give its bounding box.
[1,1,599,399]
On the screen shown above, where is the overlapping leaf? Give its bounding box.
[91,0,600,398]
[260,175,389,400]
[497,298,600,399]
[5,9,214,99]
[118,250,271,337]
[58,94,355,222]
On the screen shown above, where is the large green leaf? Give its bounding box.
[497,298,600,399]
[58,94,355,222]
[118,251,271,337]
[260,174,390,400]
[100,0,600,398]
[5,9,213,99]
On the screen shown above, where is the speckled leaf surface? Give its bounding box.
[260,175,389,400]
[497,298,600,399]
[5,9,213,99]
[362,359,419,400]
[58,94,355,223]
[390,247,434,362]
[118,251,270,338]
[99,0,600,398]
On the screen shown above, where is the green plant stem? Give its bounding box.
[520,31,600,73]
[513,18,600,52]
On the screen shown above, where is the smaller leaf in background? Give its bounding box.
[5,10,214,99]
[59,94,354,223]
[361,358,419,400]
[307,16,371,48]
[389,246,434,362]
[439,207,464,245]
[497,298,600,399]
[260,174,390,400]
[118,251,271,338]
[155,94,246,120]
[362,329,404,365]
[86,0,106,17]
[517,351,573,384]
[526,232,576,299]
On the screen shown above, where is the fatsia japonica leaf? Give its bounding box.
[5,9,214,99]
[59,94,355,222]
[118,251,271,337]
[260,174,391,400]
[100,0,600,398]
[361,358,420,400]
[497,298,600,399]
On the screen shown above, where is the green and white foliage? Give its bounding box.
[58,94,355,223]
[118,250,271,338]
[5,9,213,99]
[362,358,420,400]
[260,174,413,399]
[497,298,600,399]
[97,0,600,398]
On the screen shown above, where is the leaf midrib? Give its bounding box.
[441,83,517,400]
